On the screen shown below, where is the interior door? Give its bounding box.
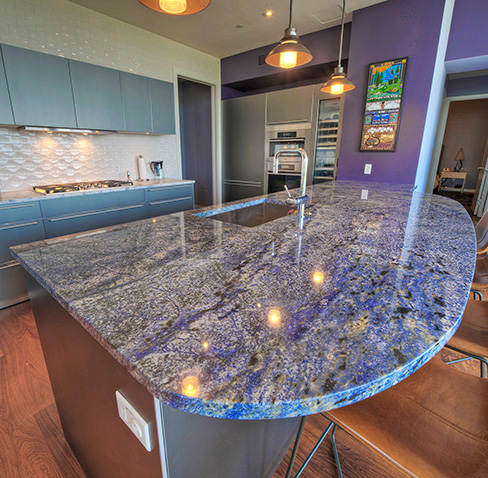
[178,78,213,207]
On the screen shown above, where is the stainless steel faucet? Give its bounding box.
[126,170,133,185]
[273,148,309,205]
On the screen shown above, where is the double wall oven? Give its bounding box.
[264,123,312,194]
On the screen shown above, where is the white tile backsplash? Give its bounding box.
[0,128,178,191]
[0,0,221,191]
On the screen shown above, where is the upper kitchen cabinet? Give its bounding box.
[266,85,314,125]
[150,79,176,134]
[70,60,124,131]
[120,72,152,133]
[1,44,76,127]
[0,50,13,125]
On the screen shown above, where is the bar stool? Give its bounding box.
[445,296,488,377]
[288,356,488,478]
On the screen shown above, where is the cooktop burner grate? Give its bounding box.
[33,180,133,194]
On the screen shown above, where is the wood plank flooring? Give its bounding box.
[0,302,481,478]
[0,302,85,478]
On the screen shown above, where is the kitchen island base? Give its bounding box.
[26,274,300,478]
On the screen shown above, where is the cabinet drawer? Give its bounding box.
[0,219,46,263]
[145,185,193,202]
[44,203,146,238]
[0,261,29,309]
[146,197,194,218]
[0,201,41,224]
[40,190,145,218]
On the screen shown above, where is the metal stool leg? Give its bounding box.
[446,344,488,379]
[293,420,334,478]
[285,417,307,478]
[331,424,343,478]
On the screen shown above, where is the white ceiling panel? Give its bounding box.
[67,0,388,58]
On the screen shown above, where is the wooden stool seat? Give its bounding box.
[447,299,488,359]
[323,357,488,478]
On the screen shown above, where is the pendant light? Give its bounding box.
[265,0,313,69]
[137,0,210,16]
[321,0,355,94]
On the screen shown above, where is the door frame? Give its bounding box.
[173,68,222,205]
[426,92,488,193]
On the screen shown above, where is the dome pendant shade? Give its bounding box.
[265,27,313,69]
[320,0,355,94]
[320,66,355,94]
[137,0,210,15]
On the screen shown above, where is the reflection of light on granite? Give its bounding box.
[181,376,200,397]
[313,271,324,284]
[267,308,282,327]
[202,341,209,351]
[257,303,262,308]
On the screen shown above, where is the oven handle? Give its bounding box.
[269,138,306,143]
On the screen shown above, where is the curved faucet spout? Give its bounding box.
[273,148,309,198]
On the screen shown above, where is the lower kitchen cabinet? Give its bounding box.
[41,189,147,238]
[43,203,147,238]
[0,201,46,309]
[146,184,194,217]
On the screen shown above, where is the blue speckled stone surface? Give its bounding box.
[11,181,476,420]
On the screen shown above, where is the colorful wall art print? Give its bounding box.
[360,58,408,152]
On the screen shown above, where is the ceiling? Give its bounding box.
[67,0,388,58]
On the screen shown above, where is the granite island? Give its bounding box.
[11,181,476,478]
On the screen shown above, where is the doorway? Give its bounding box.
[178,78,213,207]
[433,98,488,215]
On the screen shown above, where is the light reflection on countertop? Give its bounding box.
[11,180,476,420]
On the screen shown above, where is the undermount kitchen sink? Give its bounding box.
[194,199,295,227]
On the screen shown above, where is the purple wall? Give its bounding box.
[446,0,488,61]
[221,24,350,85]
[336,0,447,185]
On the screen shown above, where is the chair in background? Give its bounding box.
[445,294,488,377]
[320,356,488,478]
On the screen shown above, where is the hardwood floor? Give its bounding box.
[0,302,85,478]
[0,302,481,478]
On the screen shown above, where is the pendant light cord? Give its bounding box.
[289,0,293,27]
[338,0,346,67]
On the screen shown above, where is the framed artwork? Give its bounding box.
[359,57,408,152]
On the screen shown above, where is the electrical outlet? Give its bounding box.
[361,189,369,200]
[364,164,372,175]
[116,391,152,452]
[114,164,120,174]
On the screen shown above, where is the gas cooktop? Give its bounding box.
[33,180,133,195]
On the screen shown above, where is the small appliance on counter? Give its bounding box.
[150,161,164,179]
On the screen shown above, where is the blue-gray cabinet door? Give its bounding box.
[150,79,176,134]
[0,49,13,125]
[70,60,124,131]
[120,72,152,133]
[1,44,76,127]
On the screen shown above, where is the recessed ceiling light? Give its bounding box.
[236,24,244,28]
[264,10,274,17]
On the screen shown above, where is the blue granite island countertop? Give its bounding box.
[11,181,476,420]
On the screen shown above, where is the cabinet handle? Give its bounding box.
[224,180,262,187]
[49,204,144,222]
[0,260,20,270]
[149,197,193,206]
[0,221,39,231]
[0,203,35,211]
[147,186,190,193]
